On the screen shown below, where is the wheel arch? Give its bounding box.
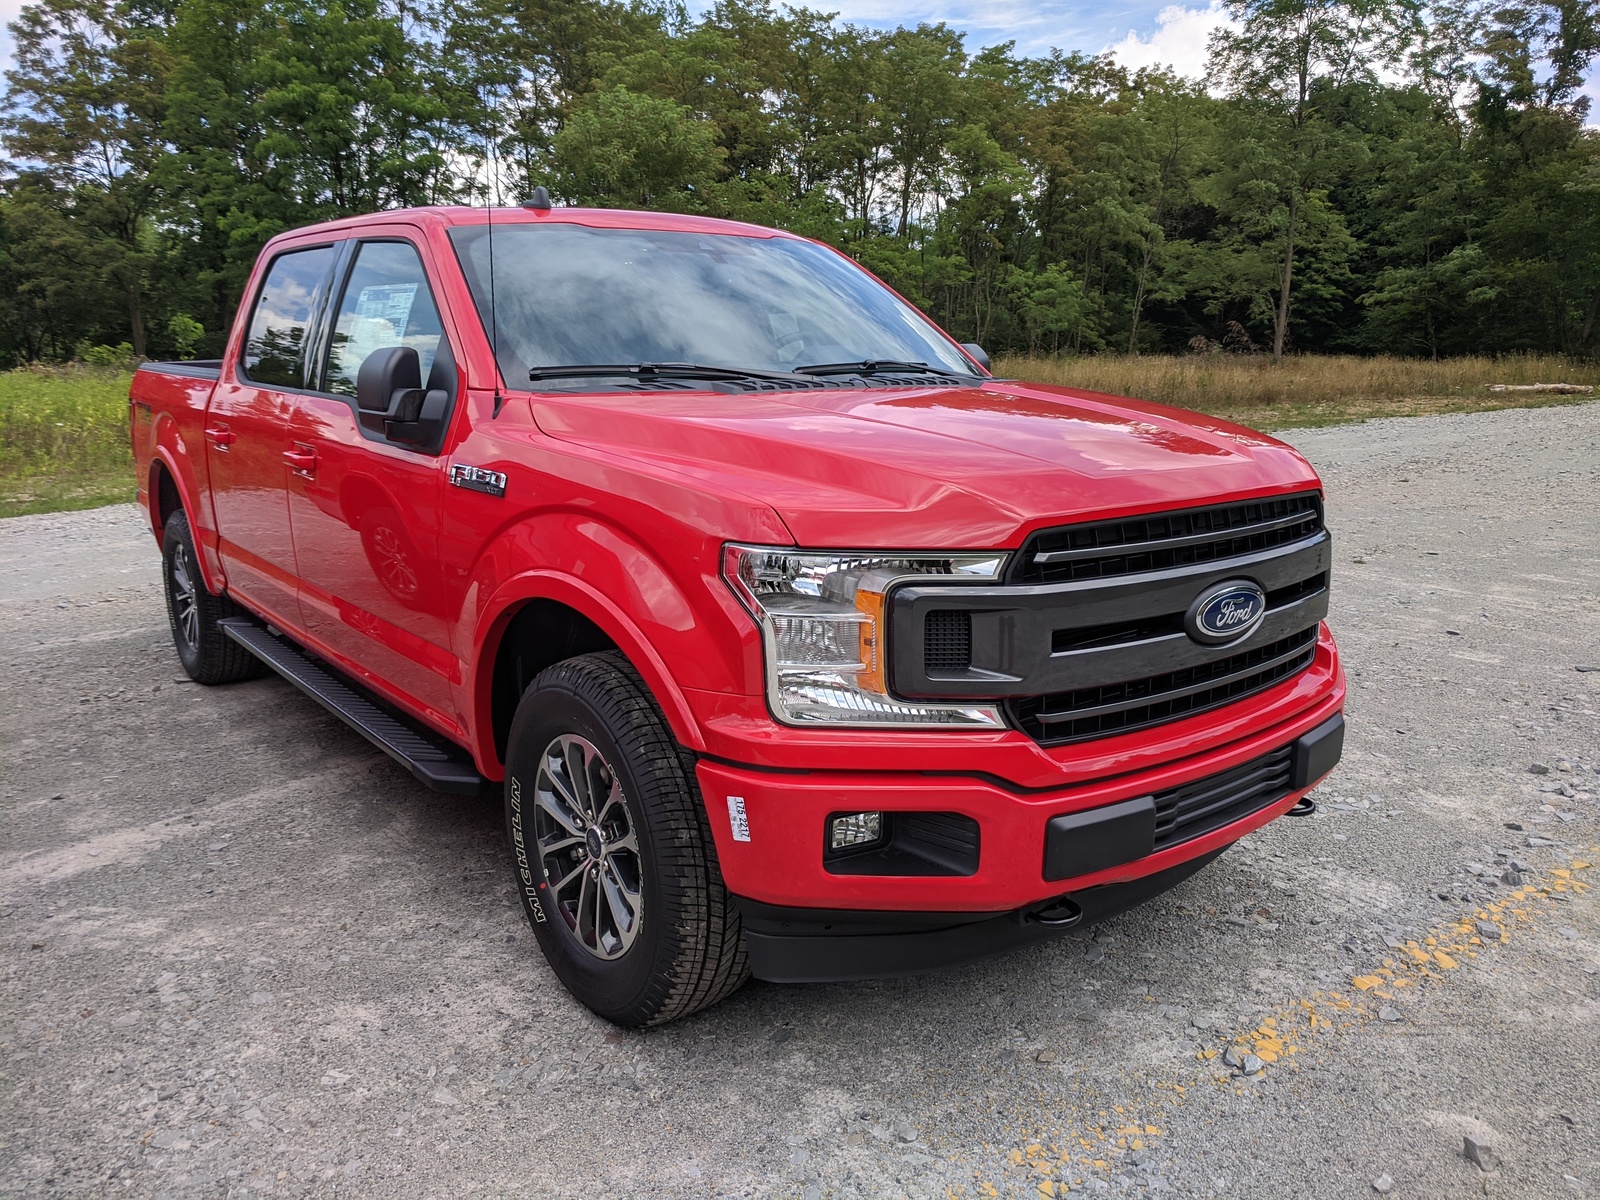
[472,574,708,777]
[150,457,183,538]
[148,449,225,595]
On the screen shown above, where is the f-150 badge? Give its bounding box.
[449,464,507,497]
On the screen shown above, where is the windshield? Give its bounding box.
[448,222,981,385]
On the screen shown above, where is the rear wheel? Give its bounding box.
[505,651,748,1026]
[162,510,264,685]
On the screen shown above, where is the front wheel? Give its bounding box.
[505,651,748,1026]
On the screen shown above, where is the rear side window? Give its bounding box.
[240,247,336,387]
[323,241,445,398]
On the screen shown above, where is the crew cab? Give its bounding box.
[130,202,1345,1026]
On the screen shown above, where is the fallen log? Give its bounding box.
[1484,382,1595,394]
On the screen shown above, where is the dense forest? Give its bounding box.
[0,0,1597,368]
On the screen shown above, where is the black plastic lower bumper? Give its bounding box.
[737,849,1223,983]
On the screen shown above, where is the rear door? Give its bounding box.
[282,233,461,729]
[206,244,338,627]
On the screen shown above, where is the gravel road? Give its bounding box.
[3,403,1598,1200]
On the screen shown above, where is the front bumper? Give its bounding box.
[695,653,1344,978]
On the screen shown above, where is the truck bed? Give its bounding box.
[137,360,222,381]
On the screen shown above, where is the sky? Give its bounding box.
[0,0,1594,122]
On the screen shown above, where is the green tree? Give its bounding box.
[0,175,115,362]
[878,22,966,237]
[550,85,725,209]
[1208,0,1416,360]
[1121,78,1216,353]
[1009,261,1093,353]
[2,0,1598,364]
[2,0,172,353]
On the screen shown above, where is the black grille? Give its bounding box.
[1153,745,1295,850]
[1012,493,1323,585]
[924,610,972,673]
[1008,627,1318,745]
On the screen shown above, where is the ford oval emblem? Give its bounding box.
[1185,580,1267,646]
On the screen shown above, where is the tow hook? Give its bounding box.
[1286,795,1318,817]
[1027,896,1084,927]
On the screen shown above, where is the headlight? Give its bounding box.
[722,544,1007,728]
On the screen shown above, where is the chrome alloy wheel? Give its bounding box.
[170,541,200,651]
[532,734,644,960]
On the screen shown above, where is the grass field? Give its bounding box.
[0,367,135,518]
[0,355,1595,518]
[995,352,1598,430]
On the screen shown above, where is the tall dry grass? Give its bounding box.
[0,366,135,516]
[0,355,1595,516]
[994,352,1598,427]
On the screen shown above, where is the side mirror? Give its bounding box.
[357,345,423,414]
[961,342,991,372]
[355,346,444,445]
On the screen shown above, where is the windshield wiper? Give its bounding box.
[793,359,974,379]
[528,362,806,384]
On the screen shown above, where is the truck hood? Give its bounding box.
[528,381,1322,548]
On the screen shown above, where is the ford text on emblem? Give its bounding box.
[1185,580,1267,645]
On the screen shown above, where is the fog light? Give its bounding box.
[829,811,883,851]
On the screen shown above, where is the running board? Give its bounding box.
[218,617,486,796]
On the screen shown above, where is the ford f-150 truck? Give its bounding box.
[130,201,1345,1026]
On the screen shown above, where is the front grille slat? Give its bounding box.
[1032,507,1318,564]
[1152,746,1295,850]
[1013,493,1323,586]
[1008,628,1318,745]
[1031,633,1320,726]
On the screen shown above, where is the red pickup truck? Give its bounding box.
[131,202,1344,1026]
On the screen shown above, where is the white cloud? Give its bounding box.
[752,0,1105,54]
[1106,1,1233,80]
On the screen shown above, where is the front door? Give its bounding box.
[283,237,460,729]
[206,245,338,628]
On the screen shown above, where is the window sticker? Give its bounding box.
[355,283,418,332]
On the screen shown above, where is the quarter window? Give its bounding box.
[240,247,336,387]
[324,241,445,398]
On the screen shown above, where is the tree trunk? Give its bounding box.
[1128,242,1155,355]
[1581,286,1600,352]
[127,279,147,359]
[1272,190,1298,365]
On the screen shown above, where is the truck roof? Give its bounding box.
[265,205,800,247]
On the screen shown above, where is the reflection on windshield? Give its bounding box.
[449,223,980,386]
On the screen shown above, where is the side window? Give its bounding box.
[323,241,445,399]
[241,247,336,387]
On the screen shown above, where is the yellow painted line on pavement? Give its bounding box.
[1195,851,1594,1090]
[968,851,1594,1198]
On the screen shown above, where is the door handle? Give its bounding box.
[204,424,236,448]
[283,444,318,477]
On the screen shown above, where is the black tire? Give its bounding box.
[505,651,748,1026]
[161,509,265,685]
